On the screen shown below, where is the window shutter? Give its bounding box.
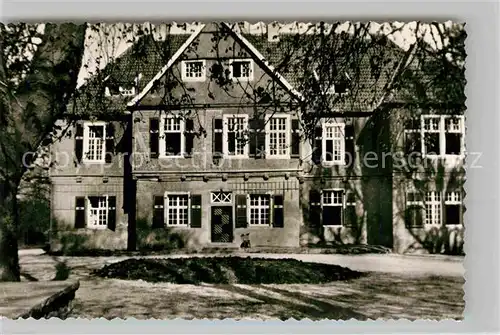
[149,118,160,158]
[405,132,421,156]
[184,118,195,158]
[235,194,248,228]
[312,125,323,164]
[152,195,165,229]
[74,196,86,229]
[291,119,301,158]
[249,118,266,159]
[213,117,223,159]
[75,123,84,163]
[405,205,424,228]
[344,192,357,227]
[107,196,117,231]
[272,195,284,228]
[105,122,116,164]
[344,206,357,227]
[190,194,202,228]
[309,190,322,228]
[344,124,355,167]
[255,119,266,159]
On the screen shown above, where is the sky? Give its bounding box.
[76,21,460,88]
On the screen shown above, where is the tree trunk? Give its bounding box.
[0,23,86,282]
[0,220,21,281]
[0,182,20,281]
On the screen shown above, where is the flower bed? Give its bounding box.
[93,256,364,285]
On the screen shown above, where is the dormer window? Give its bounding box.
[181,60,206,82]
[119,86,136,96]
[104,85,136,97]
[314,69,350,96]
[327,80,350,95]
[229,59,253,81]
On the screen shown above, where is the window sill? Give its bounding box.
[247,224,272,228]
[322,225,343,228]
[321,161,346,167]
[443,224,464,229]
[82,160,106,164]
[230,77,253,82]
[182,77,206,83]
[267,155,291,160]
[166,224,190,228]
[86,226,109,230]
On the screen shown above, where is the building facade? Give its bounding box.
[49,23,465,254]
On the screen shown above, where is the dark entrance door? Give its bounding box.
[211,206,233,243]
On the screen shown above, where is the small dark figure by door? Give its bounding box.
[211,206,233,243]
[240,233,251,248]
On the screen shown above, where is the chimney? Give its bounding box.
[268,22,281,42]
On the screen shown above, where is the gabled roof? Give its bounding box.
[128,24,205,107]
[241,32,408,112]
[71,23,458,117]
[127,22,304,108]
[70,32,192,117]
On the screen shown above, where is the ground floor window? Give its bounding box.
[406,190,464,228]
[248,194,271,226]
[165,193,190,226]
[309,189,351,227]
[87,196,108,228]
[74,195,116,230]
[321,190,343,226]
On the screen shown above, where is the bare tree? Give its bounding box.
[0,23,86,281]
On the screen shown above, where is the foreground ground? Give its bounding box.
[18,250,465,320]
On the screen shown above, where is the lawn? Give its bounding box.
[67,273,464,320]
[18,253,464,320]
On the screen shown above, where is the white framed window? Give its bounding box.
[119,86,136,96]
[248,194,271,226]
[87,196,108,229]
[421,115,465,157]
[425,191,442,226]
[104,85,136,97]
[211,191,232,204]
[406,190,464,227]
[229,59,253,81]
[265,114,291,158]
[159,114,185,158]
[165,192,190,227]
[321,189,344,226]
[223,114,249,157]
[322,121,345,165]
[181,60,206,82]
[83,121,106,163]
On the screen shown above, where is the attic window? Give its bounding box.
[105,85,136,97]
[327,80,350,95]
[119,87,136,96]
[182,60,206,82]
[229,59,253,81]
[314,69,351,96]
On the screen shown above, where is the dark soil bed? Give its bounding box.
[93,257,365,285]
